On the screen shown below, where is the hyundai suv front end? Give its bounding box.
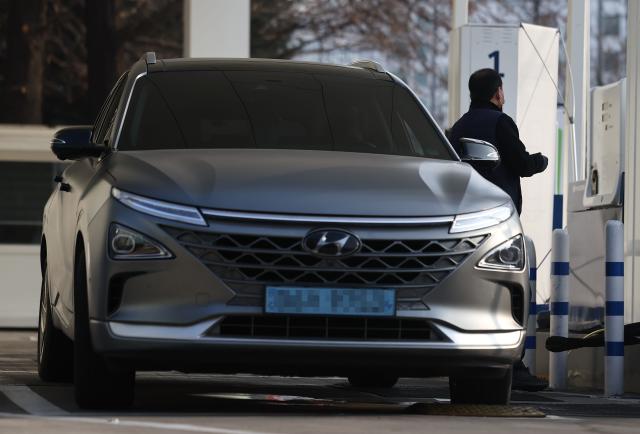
[38,54,528,409]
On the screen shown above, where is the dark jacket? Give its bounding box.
[448,101,547,214]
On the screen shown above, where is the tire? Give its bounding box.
[73,245,135,410]
[449,366,513,405]
[348,373,399,388]
[37,267,73,382]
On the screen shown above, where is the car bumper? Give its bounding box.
[91,318,523,377]
[85,199,529,375]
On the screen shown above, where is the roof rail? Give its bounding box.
[142,51,157,66]
[350,59,386,73]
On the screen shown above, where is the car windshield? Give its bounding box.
[118,70,453,160]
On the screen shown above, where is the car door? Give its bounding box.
[54,76,128,318]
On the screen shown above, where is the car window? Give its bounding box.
[118,70,452,160]
[321,76,394,154]
[93,72,128,146]
[119,77,185,150]
[229,71,332,150]
[392,87,451,159]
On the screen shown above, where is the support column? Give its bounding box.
[451,0,468,29]
[183,0,250,58]
[564,0,590,182]
[447,0,468,126]
[624,0,640,323]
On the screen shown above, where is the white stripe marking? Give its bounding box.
[0,412,274,434]
[88,418,276,434]
[0,385,68,415]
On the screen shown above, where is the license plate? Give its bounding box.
[265,286,395,316]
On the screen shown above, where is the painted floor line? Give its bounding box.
[0,385,68,416]
[0,412,275,434]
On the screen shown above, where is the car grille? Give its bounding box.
[215,315,445,341]
[162,227,486,309]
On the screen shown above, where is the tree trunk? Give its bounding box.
[85,0,117,121]
[1,0,47,123]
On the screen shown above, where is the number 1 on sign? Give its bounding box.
[488,50,505,77]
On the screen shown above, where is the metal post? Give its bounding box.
[549,229,570,390]
[565,0,590,182]
[451,0,468,29]
[524,236,537,374]
[605,220,624,396]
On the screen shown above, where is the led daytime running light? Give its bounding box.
[112,188,206,226]
[450,203,514,233]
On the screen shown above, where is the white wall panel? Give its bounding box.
[184,0,250,58]
[0,246,40,328]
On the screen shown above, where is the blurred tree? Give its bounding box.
[0,0,626,126]
[114,0,181,74]
[1,0,47,123]
[0,0,181,124]
[85,0,117,120]
[42,0,88,124]
[251,0,358,59]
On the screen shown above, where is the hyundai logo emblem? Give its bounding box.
[302,229,362,257]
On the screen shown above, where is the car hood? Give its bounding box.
[104,149,510,217]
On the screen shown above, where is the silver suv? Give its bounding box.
[38,54,528,409]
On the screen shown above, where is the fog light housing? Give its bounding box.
[109,224,172,260]
[478,235,525,270]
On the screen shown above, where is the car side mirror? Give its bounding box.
[458,137,500,170]
[51,126,106,160]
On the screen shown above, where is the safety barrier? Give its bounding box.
[549,228,569,390]
[523,236,537,374]
[605,220,624,396]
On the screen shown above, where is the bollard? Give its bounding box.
[605,220,624,397]
[549,228,569,390]
[523,236,537,374]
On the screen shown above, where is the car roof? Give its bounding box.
[146,57,392,81]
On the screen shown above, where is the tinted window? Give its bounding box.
[118,70,452,160]
[322,76,394,154]
[93,72,128,146]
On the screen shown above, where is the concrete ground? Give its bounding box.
[1,331,639,433]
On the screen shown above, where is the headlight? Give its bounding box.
[112,187,206,226]
[450,203,514,233]
[477,235,525,270]
[109,224,172,259]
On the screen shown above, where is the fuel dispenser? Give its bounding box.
[448,22,560,309]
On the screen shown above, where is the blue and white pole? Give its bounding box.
[605,220,624,397]
[523,236,537,374]
[549,228,570,390]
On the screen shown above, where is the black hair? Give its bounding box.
[469,68,503,102]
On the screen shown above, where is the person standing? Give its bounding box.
[449,68,549,391]
[449,68,548,215]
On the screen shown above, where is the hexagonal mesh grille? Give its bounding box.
[163,226,486,307]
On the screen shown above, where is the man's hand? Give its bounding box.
[534,153,549,172]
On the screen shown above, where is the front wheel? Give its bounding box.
[449,366,513,405]
[37,267,73,382]
[73,246,135,410]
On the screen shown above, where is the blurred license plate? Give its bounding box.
[265,287,395,316]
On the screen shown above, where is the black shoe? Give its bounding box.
[512,361,548,392]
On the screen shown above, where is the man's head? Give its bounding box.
[469,68,504,108]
